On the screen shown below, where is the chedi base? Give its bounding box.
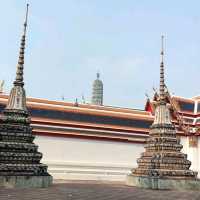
[0,175,52,188]
[126,174,200,190]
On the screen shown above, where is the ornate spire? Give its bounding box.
[6,4,29,111]
[0,6,52,187]
[127,36,198,190]
[153,36,171,125]
[159,35,165,101]
[14,4,29,87]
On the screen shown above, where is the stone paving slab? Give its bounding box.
[0,180,200,200]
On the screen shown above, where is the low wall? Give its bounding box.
[35,135,144,181]
[34,135,200,181]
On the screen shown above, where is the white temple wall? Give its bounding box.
[34,135,144,182]
[180,136,200,178]
[197,138,200,176]
[34,135,200,181]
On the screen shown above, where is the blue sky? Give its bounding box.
[0,1,200,109]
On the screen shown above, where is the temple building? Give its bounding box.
[0,7,200,184]
[91,73,103,105]
[0,90,199,182]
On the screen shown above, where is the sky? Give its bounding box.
[0,1,200,109]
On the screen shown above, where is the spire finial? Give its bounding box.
[24,4,29,35]
[97,72,100,79]
[160,35,165,101]
[74,98,79,106]
[161,35,164,63]
[14,3,29,87]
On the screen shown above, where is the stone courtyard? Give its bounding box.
[0,180,200,200]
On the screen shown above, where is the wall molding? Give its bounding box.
[44,161,134,181]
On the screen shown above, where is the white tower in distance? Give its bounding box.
[91,73,103,105]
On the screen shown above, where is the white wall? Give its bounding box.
[34,135,144,181]
[181,136,200,177]
[34,135,200,181]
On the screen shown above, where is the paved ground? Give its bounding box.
[0,180,200,200]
